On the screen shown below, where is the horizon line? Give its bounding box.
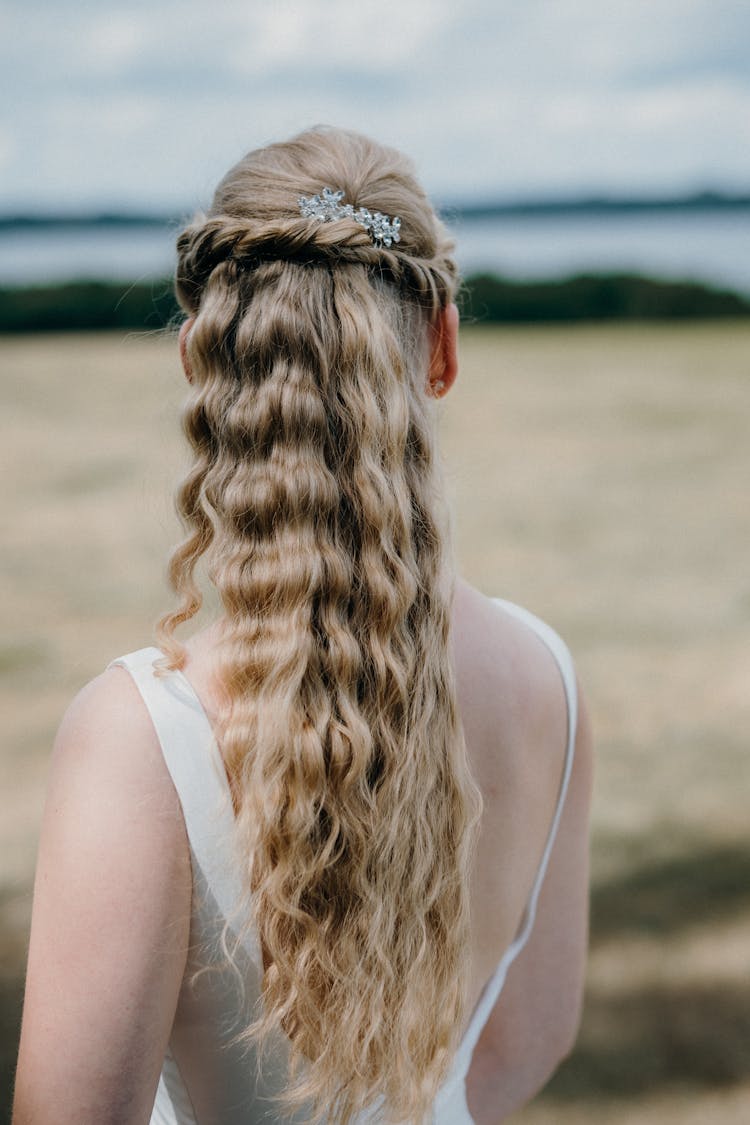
[1,188,750,230]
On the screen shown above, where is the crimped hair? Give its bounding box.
[156,126,483,1125]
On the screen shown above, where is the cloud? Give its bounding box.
[230,0,453,75]
[2,0,749,209]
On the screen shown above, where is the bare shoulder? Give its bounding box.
[54,662,172,781]
[457,580,594,1121]
[55,662,156,753]
[452,578,593,915]
[451,578,579,785]
[46,662,188,857]
[39,660,191,928]
[14,664,191,1122]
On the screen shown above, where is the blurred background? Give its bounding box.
[2,2,749,1122]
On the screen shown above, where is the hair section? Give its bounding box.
[157,126,482,1125]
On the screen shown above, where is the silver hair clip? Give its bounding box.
[299,187,402,248]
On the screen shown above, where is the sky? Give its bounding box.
[3,0,750,213]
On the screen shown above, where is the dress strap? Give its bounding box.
[456,598,579,1062]
[108,647,245,933]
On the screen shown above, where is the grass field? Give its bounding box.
[2,324,749,1123]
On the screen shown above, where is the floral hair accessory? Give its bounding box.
[299,186,402,248]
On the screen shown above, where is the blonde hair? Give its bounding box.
[157,126,483,1125]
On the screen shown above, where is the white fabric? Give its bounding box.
[109,597,577,1124]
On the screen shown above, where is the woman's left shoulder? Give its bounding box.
[55,659,153,745]
[41,659,191,928]
[48,661,173,805]
[13,663,191,1121]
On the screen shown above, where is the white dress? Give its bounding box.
[110,598,578,1125]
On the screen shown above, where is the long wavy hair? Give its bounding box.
[156,126,483,1125]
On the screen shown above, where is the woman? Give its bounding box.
[13,127,593,1125]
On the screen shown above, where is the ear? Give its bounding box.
[179,317,196,383]
[427,303,458,398]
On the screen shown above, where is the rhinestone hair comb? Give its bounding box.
[299,187,402,248]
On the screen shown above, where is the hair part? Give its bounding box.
[157,126,482,1125]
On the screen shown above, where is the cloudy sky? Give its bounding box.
[3,0,750,213]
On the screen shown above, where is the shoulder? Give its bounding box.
[36,658,191,985]
[452,579,593,844]
[46,659,187,859]
[14,661,191,1121]
[55,660,156,754]
[452,579,580,763]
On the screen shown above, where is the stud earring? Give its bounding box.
[431,380,446,398]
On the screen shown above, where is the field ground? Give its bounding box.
[2,323,749,1122]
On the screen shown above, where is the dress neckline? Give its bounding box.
[141,595,577,1076]
[149,647,522,1065]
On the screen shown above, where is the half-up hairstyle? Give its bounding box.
[157,126,483,1125]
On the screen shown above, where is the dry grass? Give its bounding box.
[2,323,749,1123]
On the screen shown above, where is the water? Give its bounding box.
[450,209,750,295]
[0,225,179,286]
[1,209,749,294]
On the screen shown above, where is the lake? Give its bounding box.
[1,209,749,294]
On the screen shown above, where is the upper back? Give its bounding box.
[106,578,579,1124]
[178,578,574,996]
[448,579,577,1031]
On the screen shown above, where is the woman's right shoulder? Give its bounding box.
[453,579,574,724]
[451,578,590,805]
[461,585,593,1117]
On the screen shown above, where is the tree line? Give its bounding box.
[0,273,748,333]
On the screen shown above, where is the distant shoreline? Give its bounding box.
[1,190,749,231]
[2,272,748,333]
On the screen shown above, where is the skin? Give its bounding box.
[13,307,593,1124]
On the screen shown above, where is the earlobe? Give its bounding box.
[428,303,459,398]
[179,318,196,383]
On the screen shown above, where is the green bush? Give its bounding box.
[461,272,750,323]
[1,273,748,333]
[0,280,180,333]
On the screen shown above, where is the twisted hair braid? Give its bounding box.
[156,126,482,1125]
[176,212,456,321]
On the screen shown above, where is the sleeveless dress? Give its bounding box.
[109,598,578,1125]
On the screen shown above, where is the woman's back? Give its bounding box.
[12,126,592,1125]
[102,579,589,1124]
[13,588,590,1125]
